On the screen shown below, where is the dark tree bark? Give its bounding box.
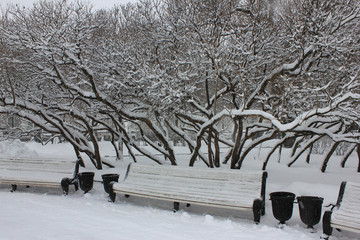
[340,145,356,168]
[357,143,360,173]
[321,142,340,173]
[230,117,243,169]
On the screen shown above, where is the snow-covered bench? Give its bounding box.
[111,163,268,223]
[322,181,360,239]
[0,157,84,194]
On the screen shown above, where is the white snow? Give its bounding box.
[0,140,359,240]
[0,140,38,158]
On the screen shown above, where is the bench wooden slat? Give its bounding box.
[123,173,261,186]
[0,157,76,165]
[116,180,259,200]
[333,205,360,217]
[128,166,262,180]
[0,179,61,188]
[0,167,74,174]
[0,171,73,183]
[330,224,360,234]
[119,181,260,203]
[121,182,260,199]
[114,187,255,208]
[332,206,360,223]
[332,216,360,227]
[0,158,76,174]
[124,175,262,193]
[114,188,254,210]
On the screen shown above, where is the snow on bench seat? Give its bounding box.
[0,157,80,194]
[322,181,360,239]
[111,163,268,223]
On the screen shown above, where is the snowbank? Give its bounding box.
[0,141,359,240]
[0,140,38,158]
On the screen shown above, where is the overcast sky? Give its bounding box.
[0,0,139,10]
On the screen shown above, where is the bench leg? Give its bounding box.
[109,182,117,202]
[322,211,333,239]
[74,181,79,191]
[11,184,17,192]
[173,202,180,212]
[253,199,263,224]
[61,178,71,195]
[109,191,116,202]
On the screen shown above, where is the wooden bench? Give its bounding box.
[0,157,84,195]
[111,163,268,223]
[322,181,360,239]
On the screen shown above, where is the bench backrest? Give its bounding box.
[123,163,267,205]
[331,181,360,233]
[0,157,77,174]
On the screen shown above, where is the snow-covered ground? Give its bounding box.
[0,140,359,240]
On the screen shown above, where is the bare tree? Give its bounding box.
[1,0,359,172]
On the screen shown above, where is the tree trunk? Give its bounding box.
[73,146,83,163]
[110,131,120,161]
[118,134,124,161]
[124,141,137,163]
[321,142,340,173]
[230,118,243,169]
[214,131,220,167]
[189,133,211,167]
[207,128,214,168]
[278,144,283,163]
[222,148,233,164]
[262,143,281,170]
[305,144,312,163]
[340,145,356,168]
[288,136,322,167]
[357,129,360,173]
[88,131,102,169]
[357,142,360,173]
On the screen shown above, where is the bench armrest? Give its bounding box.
[335,181,347,207]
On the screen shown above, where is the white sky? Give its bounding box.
[0,0,139,10]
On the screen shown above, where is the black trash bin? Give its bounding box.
[297,196,324,229]
[270,192,296,224]
[78,172,95,194]
[101,173,119,194]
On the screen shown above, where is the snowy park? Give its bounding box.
[0,140,359,240]
[1,0,360,239]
